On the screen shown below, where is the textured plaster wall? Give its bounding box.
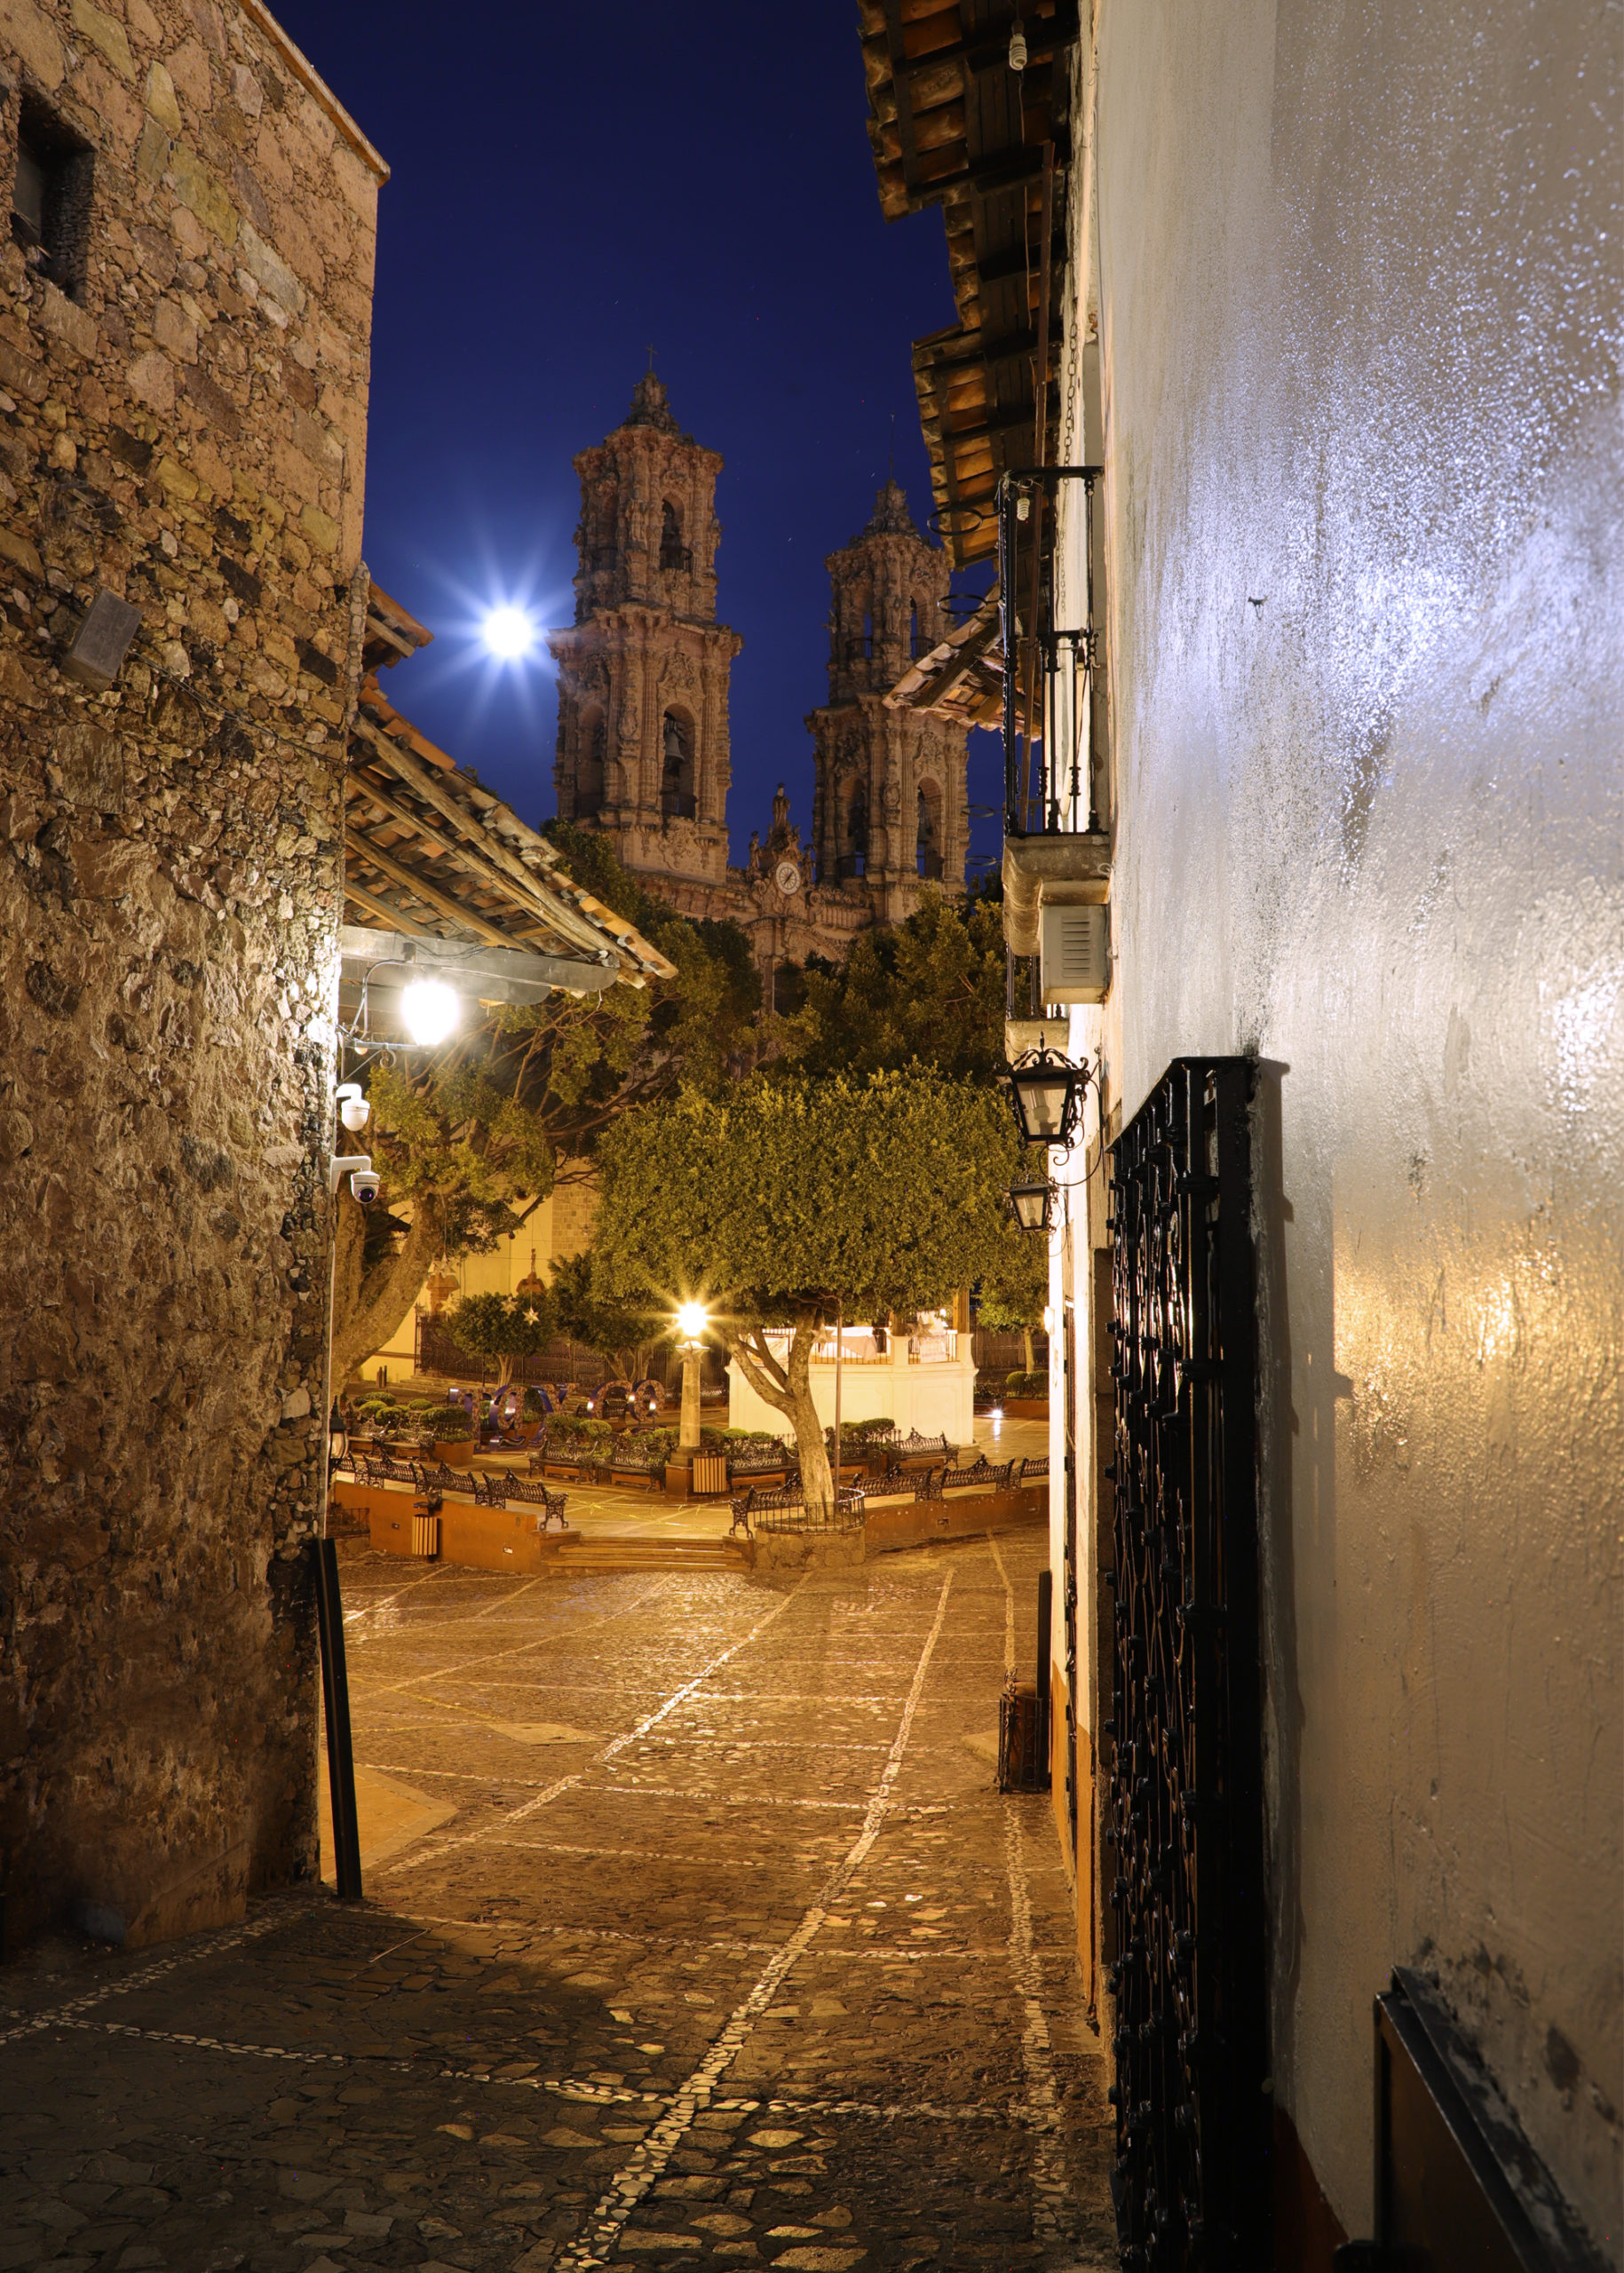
[0,0,380,1946]
[1084,0,1621,2247]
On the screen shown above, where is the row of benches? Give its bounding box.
[729,1452,1049,1536]
[340,1454,571,1530]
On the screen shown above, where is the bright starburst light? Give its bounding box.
[481,604,536,660]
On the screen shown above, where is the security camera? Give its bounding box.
[337,1081,370,1136]
[329,1151,375,1196]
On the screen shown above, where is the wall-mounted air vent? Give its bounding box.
[1039,902,1108,1003]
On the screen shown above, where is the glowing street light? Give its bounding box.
[481,605,535,661]
[676,1301,708,1457]
[400,978,459,1045]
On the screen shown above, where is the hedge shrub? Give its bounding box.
[1002,1370,1048,1398]
[420,1404,474,1441]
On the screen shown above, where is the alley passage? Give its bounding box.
[1,1538,1115,2272]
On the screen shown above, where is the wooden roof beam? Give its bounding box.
[344,830,526,952]
[349,711,665,973]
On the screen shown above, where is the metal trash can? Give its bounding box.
[997,1675,1050,1792]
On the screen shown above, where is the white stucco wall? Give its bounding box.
[726,1353,975,1443]
[1074,0,1621,2248]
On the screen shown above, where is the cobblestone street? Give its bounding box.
[1,1536,1115,2273]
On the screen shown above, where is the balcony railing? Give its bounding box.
[998,466,1102,836]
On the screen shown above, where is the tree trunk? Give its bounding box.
[497,1353,515,1386]
[730,1315,834,1518]
[330,1192,445,1390]
[1022,1325,1034,1374]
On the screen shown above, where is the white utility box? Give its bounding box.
[1039,902,1109,1003]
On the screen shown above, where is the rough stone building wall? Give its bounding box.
[1059,1,1620,2253]
[0,0,384,1947]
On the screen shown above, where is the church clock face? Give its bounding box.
[774,859,802,897]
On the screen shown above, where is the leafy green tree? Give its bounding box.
[593,1070,1031,1515]
[330,829,760,1386]
[770,884,1006,1084]
[550,1250,665,1381]
[450,1290,556,1386]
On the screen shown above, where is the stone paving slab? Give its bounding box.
[1,1534,1115,2272]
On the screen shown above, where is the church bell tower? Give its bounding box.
[549,373,741,889]
[808,479,969,918]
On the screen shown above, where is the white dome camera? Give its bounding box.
[337,1081,370,1135]
[350,1167,381,1205]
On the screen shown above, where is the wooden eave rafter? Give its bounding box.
[883,585,1004,726]
[342,656,676,986]
[860,0,1078,566]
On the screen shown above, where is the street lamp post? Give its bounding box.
[677,1302,707,1454]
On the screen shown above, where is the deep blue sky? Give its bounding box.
[275,0,1003,872]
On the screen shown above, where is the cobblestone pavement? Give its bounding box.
[1,1533,1116,2273]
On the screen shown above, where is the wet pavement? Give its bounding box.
[0,1523,1115,2272]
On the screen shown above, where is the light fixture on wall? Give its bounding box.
[1002,1049,1089,1150]
[1008,12,1027,70]
[1008,1178,1056,1233]
[400,978,460,1046]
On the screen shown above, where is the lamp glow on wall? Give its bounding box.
[400,978,460,1045]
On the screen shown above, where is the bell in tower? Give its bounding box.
[807,480,970,920]
[548,371,742,890]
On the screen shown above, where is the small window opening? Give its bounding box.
[661,710,695,820]
[838,780,867,879]
[916,781,943,881]
[659,500,691,574]
[11,94,93,303]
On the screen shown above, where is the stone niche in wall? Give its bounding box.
[0,0,384,1947]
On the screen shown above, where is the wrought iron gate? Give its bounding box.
[1105,1058,1266,2269]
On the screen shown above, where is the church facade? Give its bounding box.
[548,374,970,978]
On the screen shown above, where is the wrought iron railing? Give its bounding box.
[1106,1057,1266,2270]
[998,465,1102,836]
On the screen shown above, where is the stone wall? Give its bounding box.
[0,0,384,1947]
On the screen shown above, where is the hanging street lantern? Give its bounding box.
[1002,1048,1089,1150]
[1009,1179,1056,1233]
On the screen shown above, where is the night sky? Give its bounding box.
[270,0,1004,875]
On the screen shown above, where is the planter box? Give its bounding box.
[432,1437,474,1467]
[368,1493,580,1574]
[1003,1398,1050,1420]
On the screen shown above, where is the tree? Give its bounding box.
[770,884,1007,1084]
[593,1070,1032,1514]
[329,828,761,1388]
[550,1250,665,1381]
[450,1290,555,1386]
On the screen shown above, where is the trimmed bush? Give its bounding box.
[420,1404,473,1442]
[614,1426,679,1464]
[1003,1371,1048,1399]
[546,1414,614,1446]
[520,1386,544,1419]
